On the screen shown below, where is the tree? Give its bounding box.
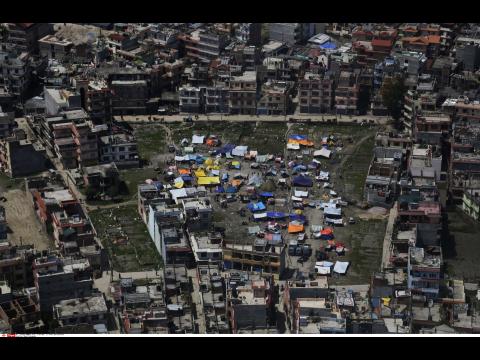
[380,76,407,128]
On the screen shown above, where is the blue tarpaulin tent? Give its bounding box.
[289,134,307,140]
[293,176,313,187]
[289,214,307,223]
[267,211,287,219]
[181,175,193,181]
[221,173,229,182]
[213,144,235,155]
[247,202,266,212]
[226,186,237,193]
[319,41,337,50]
[215,186,225,193]
[260,192,274,198]
[153,182,163,190]
[293,164,307,173]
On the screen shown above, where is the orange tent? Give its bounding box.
[321,228,333,235]
[288,224,304,233]
[206,139,216,146]
[178,168,191,175]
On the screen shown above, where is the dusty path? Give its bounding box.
[3,189,52,250]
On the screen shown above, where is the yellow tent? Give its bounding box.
[195,169,207,177]
[174,181,184,189]
[206,165,221,171]
[197,177,220,185]
[204,158,214,166]
[294,209,303,215]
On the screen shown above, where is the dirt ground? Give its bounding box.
[2,188,52,250]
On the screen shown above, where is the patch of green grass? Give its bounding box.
[89,204,163,272]
[120,168,158,200]
[135,125,167,161]
[0,173,24,191]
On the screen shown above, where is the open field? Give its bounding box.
[89,204,162,272]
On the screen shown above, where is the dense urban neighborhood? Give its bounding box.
[0,22,480,335]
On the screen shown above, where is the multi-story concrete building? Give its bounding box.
[53,294,108,327]
[203,85,229,114]
[110,80,149,115]
[0,242,37,289]
[38,34,73,61]
[463,189,480,221]
[0,133,47,177]
[0,51,33,99]
[33,255,93,313]
[299,72,335,114]
[267,23,314,45]
[99,133,139,168]
[3,23,52,55]
[228,71,257,115]
[335,71,360,115]
[179,86,204,114]
[407,246,442,299]
[257,81,292,116]
[44,87,82,116]
[196,30,229,64]
[414,114,451,146]
[0,107,14,139]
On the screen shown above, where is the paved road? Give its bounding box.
[115,113,391,125]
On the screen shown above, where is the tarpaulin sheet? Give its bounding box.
[314,148,331,159]
[267,211,287,219]
[230,179,242,187]
[289,134,307,140]
[287,143,300,150]
[192,135,205,144]
[315,266,331,275]
[294,190,309,198]
[215,186,225,193]
[232,146,248,157]
[178,168,191,175]
[260,192,274,198]
[292,176,313,187]
[253,212,267,220]
[197,177,220,185]
[288,223,304,233]
[226,186,237,193]
[210,169,220,176]
[289,214,306,223]
[181,175,193,181]
[333,261,349,274]
[194,169,207,177]
[247,202,266,212]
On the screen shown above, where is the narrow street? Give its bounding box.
[187,268,207,333]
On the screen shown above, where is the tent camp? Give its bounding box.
[314,148,332,159]
[294,190,309,198]
[292,176,313,187]
[287,143,300,150]
[253,212,267,221]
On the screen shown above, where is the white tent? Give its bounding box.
[287,143,300,150]
[192,135,205,144]
[333,261,349,274]
[294,190,309,198]
[314,148,331,159]
[169,188,188,201]
[232,145,248,157]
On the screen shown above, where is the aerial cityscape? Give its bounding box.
[0,22,479,336]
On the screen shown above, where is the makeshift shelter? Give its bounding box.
[320,228,334,240]
[247,202,266,212]
[294,190,309,198]
[288,223,304,233]
[248,226,261,235]
[314,148,332,159]
[197,177,220,186]
[292,176,313,187]
[256,155,268,163]
[226,186,237,193]
[174,177,184,188]
[287,143,300,150]
[178,168,191,175]
[248,174,263,187]
[253,212,267,221]
[267,211,287,219]
[289,214,306,223]
[260,192,274,198]
[231,161,241,169]
[192,135,205,144]
[230,179,242,187]
[194,169,207,178]
[232,146,248,157]
[215,186,225,193]
[184,146,195,154]
[333,261,349,274]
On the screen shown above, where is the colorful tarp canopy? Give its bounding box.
[197,177,220,185]
[178,168,191,175]
[260,192,274,198]
[266,211,287,219]
[194,169,207,177]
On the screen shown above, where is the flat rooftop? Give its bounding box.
[55,295,107,318]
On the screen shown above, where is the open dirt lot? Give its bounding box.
[2,188,52,250]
